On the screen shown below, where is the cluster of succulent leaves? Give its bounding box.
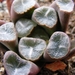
[1,0,75,75]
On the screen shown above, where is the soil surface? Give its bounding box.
[0,0,75,75]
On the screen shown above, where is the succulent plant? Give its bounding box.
[15,18,37,38]
[32,6,57,36]
[2,0,75,74]
[0,22,18,51]
[44,31,70,62]
[3,51,40,75]
[19,37,46,61]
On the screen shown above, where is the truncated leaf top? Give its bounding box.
[56,0,74,12]
[0,22,17,41]
[32,6,57,28]
[3,51,31,75]
[47,31,70,59]
[13,0,36,14]
[19,37,46,61]
[15,18,37,38]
